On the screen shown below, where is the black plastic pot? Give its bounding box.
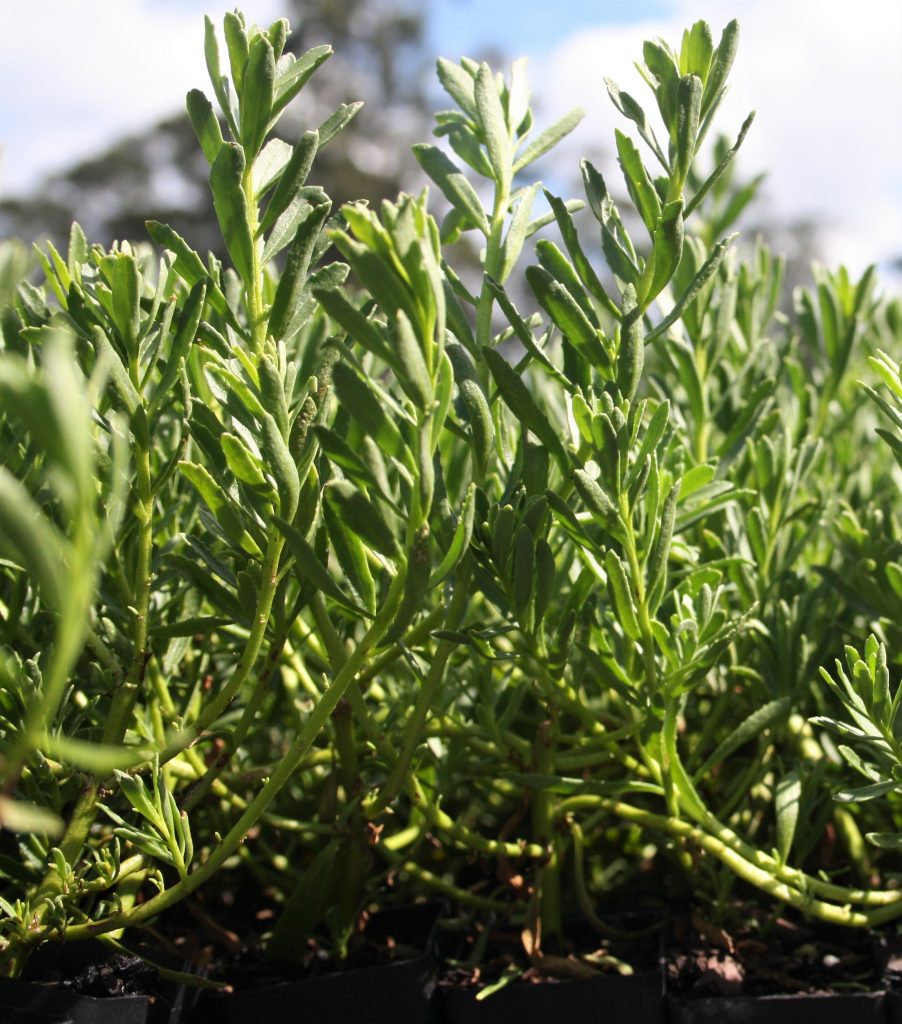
[880,934,902,1023]
[189,903,438,1024]
[439,965,665,1023]
[0,940,189,1024]
[0,975,155,1024]
[666,990,886,1023]
[435,910,665,1024]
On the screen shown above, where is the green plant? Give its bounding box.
[1,6,901,989]
[0,10,385,974]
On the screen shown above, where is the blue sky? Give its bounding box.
[428,0,671,58]
[0,0,899,279]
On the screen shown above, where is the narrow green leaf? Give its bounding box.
[274,515,370,617]
[260,411,299,519]
[836,781,897,804]
[258,354,288,437]
[640,200,683,308]
[674,74,701,187]
[498,182,540,284]
[145,221,211,296]
[209,143,254,286]
[775,771,801,863]
[615,129,662,234]
[322,500,377,614]
[482,347,567,466]
[513,107,584,173]
[605,78,667,170]
[312,425,381,495]
[525,265,609,368]
[100,252,140,355]
[240,35,275,161]
[268,193,331,340]
[544,190,620,319]
[430,484,476,587]
[332,362,407,461]
[535,239,597,326]
[221,432,268,489]
[272,45,332,118]
[485,277,569,385]
[436,57,477,117]
[645,234,734,342]
[447,342,493,475]
[315,286,395,366]
[223,11,249,96]
[178,461,262,556]
[605,550,641,640]
[523,198,585,240]
[253,138,293,195]
[325,480,399,558]
[259,130,318,236]
[151,280,205,412]
[413,145,489,235]
[685,111,755,218]
[262,187,325,263]
[393,310,433,407]
[68,221,88,276]
[329,232,417,325]
[475,62,510,191]
[204,15,235,132]
[681,21,714,81]
[317,101,363,148]
[511,524,535,621]
[0,470,65,607]
[647,480,679,611]
[573,468,616,522]
[186,89,224,166]
[384,527,433,644]
[702,19,739,119]
[616,285,643,401]
[91,326,139,415]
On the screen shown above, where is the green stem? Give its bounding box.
[364,564,471,817]
[532,717,562,952]
[603,797,902,928]
[475,181,510,348]
[338,663,545,861]
[242,167,267,354]
[58,573,407,945]
[619,493,657,696]
[178,637,285,815]
[105,442,154,745]
[4,436,156,976]
[156,532,286,766]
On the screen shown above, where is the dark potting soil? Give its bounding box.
[187,900,438,991]
[433,913,665,1024]
[182,899,439,1024]
[435,913,663,993]
[0,941,179,1024]
[666,907,882,998]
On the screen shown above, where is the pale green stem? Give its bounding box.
[56,573,407,944]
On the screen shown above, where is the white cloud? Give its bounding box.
[0,0,284,194]
[528,0,902,281]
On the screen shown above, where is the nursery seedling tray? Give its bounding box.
[192,903,439,1024]
[436,912,665,1024]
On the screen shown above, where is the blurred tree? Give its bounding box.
[0,0,429,255]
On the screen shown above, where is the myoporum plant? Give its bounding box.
[1,6,901,983]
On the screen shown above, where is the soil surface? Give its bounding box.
[666,907,883,998]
